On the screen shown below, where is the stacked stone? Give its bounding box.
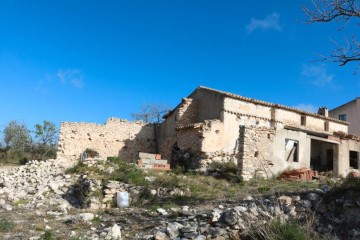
[176,98,199,126]
[137,152,170,170]
[238,126,275,180]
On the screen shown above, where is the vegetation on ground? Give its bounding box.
[243,219,318,240]
[67,157,321,207]
[0,218,14,232]
[323,175,360,203]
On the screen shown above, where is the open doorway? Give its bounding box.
[310,139,336,172]
[350,151,359,169]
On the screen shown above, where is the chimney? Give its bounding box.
[318,107,329,117]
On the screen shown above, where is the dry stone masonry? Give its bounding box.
[57,118,156,165]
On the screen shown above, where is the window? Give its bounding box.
[338,114,347,121]
[324,121,329,131]
[285,139,299,162]
[301,115,306,126]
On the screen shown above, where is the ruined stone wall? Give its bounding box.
[176,98,199,126]
[238,126,276,180]
[189,87,224,122]
[57,118,156,163]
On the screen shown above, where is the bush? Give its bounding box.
[65,161,87,174]
[324,175,360,202]
[19,157,28,165]
[244,220,307,240]
[0,218,13,232]
[42,230,52,240]
[207,161,242,183]
[107,157,147,186]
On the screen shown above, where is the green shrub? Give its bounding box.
[0,218,13,232]
[207,161,242,183]
[244,220,307,240]
[258,185,271,193]
[324,175,360,202]
[19,157,28,165]
[107,157,147,186]
[65,161,87,174]
[42,230,52,240]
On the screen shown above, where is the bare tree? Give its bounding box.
[304,0,360,72]
[131,103,170,123]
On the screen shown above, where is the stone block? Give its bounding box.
[150,159,168,165]
[138,159,151,164]
[139,152,157,159]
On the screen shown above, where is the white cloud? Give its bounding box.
[292,104,318,113]
[56,69,84,88]
[301,64,334,87]
[246,13,282,33]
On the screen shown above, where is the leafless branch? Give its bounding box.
[304,0,360,73]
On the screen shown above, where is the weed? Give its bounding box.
[0,218,13,232]
[42,230,52,240]
[207,161,242,183]
[13,199,30,206]
[244,220,310,240]
[92,216,101,223]
[65,161,87,174]
[258,185,271,193]
[35,224,44,231]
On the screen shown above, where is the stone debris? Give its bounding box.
[136,190,360,240]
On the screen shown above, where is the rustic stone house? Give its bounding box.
[57,86,360,180]
[158,86,360,180]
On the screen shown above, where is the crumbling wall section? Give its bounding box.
[176,98,199,126]
[57,118,156,163]
[238,126,276,180]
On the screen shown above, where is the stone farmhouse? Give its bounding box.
[329,97,360,136]
[57,86,360,180]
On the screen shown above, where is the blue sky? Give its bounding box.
[0,0,359,133]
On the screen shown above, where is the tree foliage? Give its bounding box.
[3,120,32,151]
[0,120,58,164]
[131,103,170,123]
[35,120,57,146]
[304,0,360,73]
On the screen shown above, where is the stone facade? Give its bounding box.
[57,118,156,164]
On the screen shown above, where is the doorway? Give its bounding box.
[310,139,335,172]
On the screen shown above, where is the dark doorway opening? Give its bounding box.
[350,151,359,169]
[310,139,335,172]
